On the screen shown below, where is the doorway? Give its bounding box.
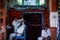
[23,12,44,40]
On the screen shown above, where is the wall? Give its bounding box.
[0,1,6,40]
[8,9,49,28]
[49,0,57,40]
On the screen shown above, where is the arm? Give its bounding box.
[12,21,21,27]
[47,29,51,36]
[18,19,24,22]
[41,30,44,37]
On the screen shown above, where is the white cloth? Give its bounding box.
[47,28,51,36]
[12,19,23,32]
[41,28,51,38]
[38,37,43,40]
[9,24,26,40]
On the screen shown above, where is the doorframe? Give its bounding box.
[22,12,44,29]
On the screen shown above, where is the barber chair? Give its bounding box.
[15,27,26,40]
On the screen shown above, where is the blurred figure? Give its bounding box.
[6,23,13,40]
[41,25,51,40]
[9,17,26,40]
[6,24,12,30]
[0,23,5,40]
[12,17,24,32]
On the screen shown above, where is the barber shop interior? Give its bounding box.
[0,0,59,40]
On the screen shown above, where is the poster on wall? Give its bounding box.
[50,12,58,27]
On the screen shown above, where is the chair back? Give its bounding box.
[15,25,26,40]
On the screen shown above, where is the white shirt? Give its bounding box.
[17,24,26,36]
[12,19,24,32]
[41,28,51,38]
[47,28,51,36]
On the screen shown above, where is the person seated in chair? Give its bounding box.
[41,25,51,40]
[9,17,26,40]
[12,17,24,33]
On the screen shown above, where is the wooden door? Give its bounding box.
[23,12,43,40]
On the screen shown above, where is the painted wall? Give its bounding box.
[8,9,49,27]
[0,8,6,40]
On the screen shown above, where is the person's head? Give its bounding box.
[44,25,48,30]
[14,16,18,21]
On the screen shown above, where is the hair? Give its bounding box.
[45,24,49,28]
[13,16,17,19]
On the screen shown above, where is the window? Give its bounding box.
[16,0,46,6]
[39,0,45,5]
[17,0,22,5]
[12,0,47,10]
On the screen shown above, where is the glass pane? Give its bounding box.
[24,0,37,5]
[39,0,45,5]
[16,0,46,6]
[17,0,22,5]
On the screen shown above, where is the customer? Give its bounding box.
[12,17,24,32]
[41,25,51,40]
[9,17,26,40]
